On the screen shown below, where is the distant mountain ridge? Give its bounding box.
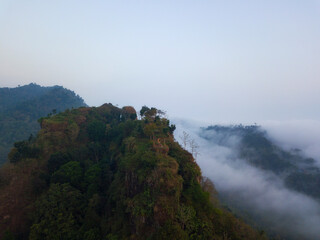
[0,83,87,165]
[202,125,320,200]
[197,124,320,239]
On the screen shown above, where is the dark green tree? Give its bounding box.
[29,183,84,240]
[87,121,106,141]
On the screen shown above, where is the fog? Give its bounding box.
[173,118,320,240]
[263,120,320,166]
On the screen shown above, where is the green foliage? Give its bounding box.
[51,161,83,187]
[84,164,102,197]
[140,106,165,122]
[85,164,102,185]
[29,183,85,240]
[2,230,15,240]
[0,104,267,240]
[139,106,150,118]
[87,120,106,141]
[153,222,188,240]
[105,234,119,240]
[83,228,101,240]
[47,152,73,174]
[176,205,196,232]
[8,140,40,163]
[0,83,86,166]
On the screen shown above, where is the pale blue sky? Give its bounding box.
[1,1,320,123]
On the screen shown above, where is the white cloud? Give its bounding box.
[173,119,320,239]
[263,119,320,166]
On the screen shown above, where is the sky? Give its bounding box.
[1,0,320,123]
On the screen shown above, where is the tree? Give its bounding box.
[169,124,176,134]
[140,106,165,121]
[180,131,190,149]
[140,106,150,119]
[189,139,200,160]
[47,152,72,174]
[87,120,106,141]
[179,132,200,159]
[51,161,82,187]
[29,183,84,240]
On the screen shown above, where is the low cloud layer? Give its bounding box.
[173,118,320,240]
[263,120,320,166]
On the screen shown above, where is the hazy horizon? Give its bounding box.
[1,2,320,238]
[1,1,320,123]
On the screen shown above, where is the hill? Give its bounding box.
[0,83,86,166]
[0,104,266,240]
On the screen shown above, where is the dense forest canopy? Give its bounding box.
[0,83,86,166]
[0,104,266,240]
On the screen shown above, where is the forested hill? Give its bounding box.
[0,104,266,240]
[0,83,86,166]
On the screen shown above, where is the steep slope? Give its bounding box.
[0,83,86,166]
[0,105,266,240]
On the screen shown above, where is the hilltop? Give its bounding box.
[0,104,266,240]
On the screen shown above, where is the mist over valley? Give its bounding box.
[173,119,320,239]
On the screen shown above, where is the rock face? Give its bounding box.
[0,104,267,240]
